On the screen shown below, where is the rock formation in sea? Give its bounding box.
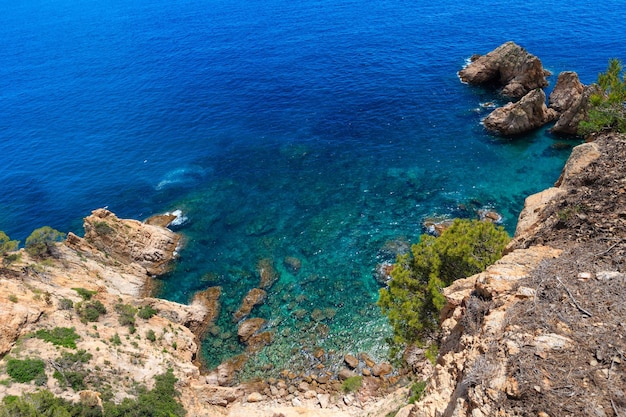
[462,42,597,137]
[482,88,558,136]
[458,41,550,99]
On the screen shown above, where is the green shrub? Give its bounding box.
[378,219,509,346]
[2,253,21,266]
[35,327,80,349]
[6,358,46,384]
[578,58,626,136]
[24,226,65,259]
[408,380,428,404]
[115,303,137,327]
[73,287,97,300]
[110,334,122,346]
[138,305,158,320]
[59,298,74,310]
[341,376,363,393]
[52,350,92,391]
[76,300,107,323]
[0,390,98,416]
[0,231,19,257]
[8,294,17,303]
[146,329,157,342]
[93,221,115,236]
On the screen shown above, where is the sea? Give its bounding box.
[2,0,625,379]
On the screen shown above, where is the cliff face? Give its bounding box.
[404,132,626,417]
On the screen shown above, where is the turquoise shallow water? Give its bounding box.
[1,0,625,379]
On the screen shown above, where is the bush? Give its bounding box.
[35,327,80,349]
[0,231,19,257]
[115,303,137,327]
[0,390,98,417]
[73,287,97,300]
[378,219,509,346]
[52,350,92,391]
[76,300,107,323]
[145,329,156,342]
[341,376,363,393]
[6,358,46,384]
[59,298,74,310]
[138,305,158,320]
[408,380,428,404]
[109,334,122,346]
[24,226,65,259]
[578,58,626,136]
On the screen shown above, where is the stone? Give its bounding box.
[555,142,601,188]
[318,393,331,409]
[198,385,242,405]
[344,354,359,369]
[360,353,376,368]
[257,258,280,289]
[551,83,599,136]
[483,89,558,136]
[338,368,356,380]
[549,71,584,113]
[188,286,221,337]
[237,317,267,343]
[247,392,264,402]
[458,41,549,99]
[233,288,267,321]
[371,362,393,377]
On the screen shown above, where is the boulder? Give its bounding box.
[371,362,393,377]
[237,317,267,343]
[483,89,558,136]
[283,256,302,274]
[344,354,359,369]
[459,41,550,99]
[549,71,584,113]
[233,288,266,321]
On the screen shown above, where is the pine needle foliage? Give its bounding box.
[378,219,509,346]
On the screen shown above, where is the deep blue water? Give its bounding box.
[2,0,625,378]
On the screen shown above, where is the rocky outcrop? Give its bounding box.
[551,83,599,136]
[483,89,558,136]
[548,71,584,112]
[81,208,180,276]
[459,41,549,99]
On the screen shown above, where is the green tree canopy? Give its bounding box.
[0,231,19,257]
[25,226,66,258]
[578,58,626,136]
[378,219,509,346]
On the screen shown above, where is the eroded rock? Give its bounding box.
[459,41,550,99]
[483,89,558,136]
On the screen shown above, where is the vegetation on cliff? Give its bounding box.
[378,219,509,346]
[579,58,626,136]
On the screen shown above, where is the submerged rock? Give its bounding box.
[237,317,267,343]
[459,41,550,99]
[233,288,267,322]
[257,258,280,289]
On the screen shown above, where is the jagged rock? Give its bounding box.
[194,384,242,406]
[245,331,273,353]
[483,89,558,136]
[233,288,266,322]
[459,41,549,99]
[237,317,267,343]
[257,258,280,289]
[551,84,600,136]
[549,71,584,113]
[81,208,180,276]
